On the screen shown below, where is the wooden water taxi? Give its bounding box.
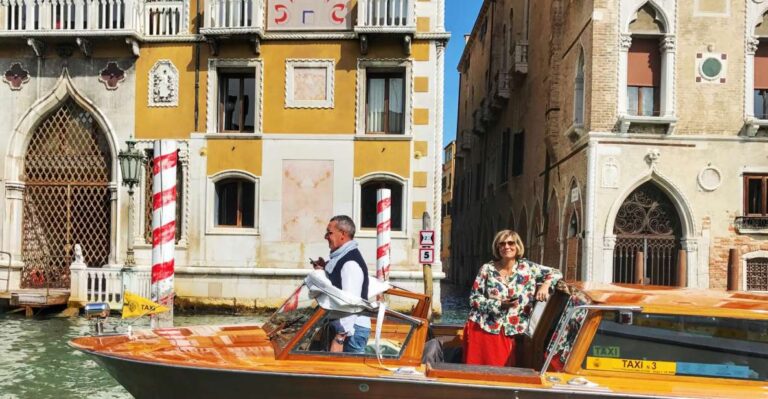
[70,272,768,399]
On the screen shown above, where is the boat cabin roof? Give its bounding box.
[573,282,768,317]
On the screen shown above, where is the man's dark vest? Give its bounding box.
[328,248,369,299]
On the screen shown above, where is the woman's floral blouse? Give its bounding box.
[467,259,562,336]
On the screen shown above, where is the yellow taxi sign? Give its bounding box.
[586,357,676,375]
[122,291,169,319]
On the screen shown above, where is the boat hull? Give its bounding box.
[84,350,668,399]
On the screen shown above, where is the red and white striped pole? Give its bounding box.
[376,189,391,281]
[150,140,177,328]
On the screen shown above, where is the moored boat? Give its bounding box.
[70,272,768,399]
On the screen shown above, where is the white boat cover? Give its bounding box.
[304,270,390,314]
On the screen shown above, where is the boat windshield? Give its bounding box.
[262,284,317,350]
[583,312,768,381]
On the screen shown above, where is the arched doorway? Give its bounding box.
[612,182,682,286]
[21,99,112,288]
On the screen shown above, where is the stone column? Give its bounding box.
[4,181,24,264]
[746,37,759,119]
[681,238,699,288]
[659,35,676,117]
[617,34,632,116]
[601,234,617,283]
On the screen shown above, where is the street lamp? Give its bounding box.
[118,139,144,267]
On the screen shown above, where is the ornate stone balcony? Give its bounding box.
[0,0,187,37]
[355,0,414,34]
[513,40,528,75]
[735,216,768,234]
[200,0,262,34]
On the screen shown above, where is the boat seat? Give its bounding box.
[425,362,543,385]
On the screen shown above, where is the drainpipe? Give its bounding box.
[584,137,596,281]
[193,0,201,132]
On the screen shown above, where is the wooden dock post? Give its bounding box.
[634,251,645,285]
[676,249,687,287]
[727,248,740,291]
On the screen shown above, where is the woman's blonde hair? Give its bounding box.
[491,230,525,260]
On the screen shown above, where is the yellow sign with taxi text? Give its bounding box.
[586,357,676,375]
[122,292,169,319]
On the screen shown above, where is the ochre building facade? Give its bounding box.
[0,0,448,309]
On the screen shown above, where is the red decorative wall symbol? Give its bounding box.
[98,62,125,90]
[3,63,30,91]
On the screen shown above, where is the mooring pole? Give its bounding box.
[422,212,433,301]
[151,140,177,328]
[727,248,740,291]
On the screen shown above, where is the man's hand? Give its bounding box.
[311,257,327,270]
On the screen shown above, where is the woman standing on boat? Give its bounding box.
[463,230,562,367]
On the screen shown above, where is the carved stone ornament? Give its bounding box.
[98,62,125,90]
[619,34,632,50]
[149,60,179,107]
[645,148,661,168]
[602,157,620,188]
[698,165,722,191]
[3,62,30,90]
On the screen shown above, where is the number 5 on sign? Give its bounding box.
[419,248,434,264]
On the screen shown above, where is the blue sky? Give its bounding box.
[442,0,482,147]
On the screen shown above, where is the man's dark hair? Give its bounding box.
[330,215,356,238]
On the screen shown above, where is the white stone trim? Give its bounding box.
[148,60,179,107]
[206,170,261,236]
[601,168,698,285]
[697,165,722,192]
[745,1,768,132]
[742,250,768,291]
[353,172,411,239]
[284,59,335,109]
[263,32,355,40]
[355,58,413,136]
[205,58,263,134]
[618,1,677,122]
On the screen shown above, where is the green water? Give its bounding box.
[0,313,266,399]
[0,285,469,399]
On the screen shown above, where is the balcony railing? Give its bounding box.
[356,0,414,32]
[202,0,261,32]
[1,0,137,32]
[0,0,190,36]
[735,216,768,233]
[70,264,151,308]
[144,0,185,36]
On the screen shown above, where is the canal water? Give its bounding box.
[0,283,469,399]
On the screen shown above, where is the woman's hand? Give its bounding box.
[535,282,552,302]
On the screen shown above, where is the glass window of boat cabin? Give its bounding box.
[581,311,768,381]
[292,310,418,359]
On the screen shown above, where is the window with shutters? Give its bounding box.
[755,42,768,119]
[627,38,661,116]
[574,51,585,125]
